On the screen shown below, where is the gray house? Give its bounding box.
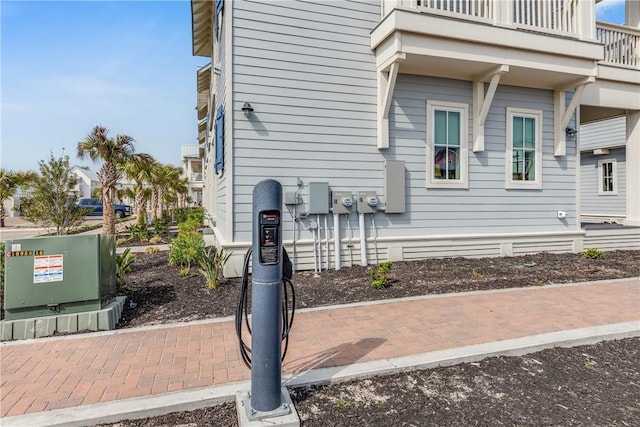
[191,0,640,276]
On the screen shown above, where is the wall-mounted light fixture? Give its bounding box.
[566,127,578,139]
[241,102,254,118]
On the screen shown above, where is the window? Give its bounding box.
[214,105,225,174]
[598,159,617,195]
[506,108,542,189]
[426,101,468,188]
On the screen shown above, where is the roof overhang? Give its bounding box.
[197,63,211,121]
[191,0,213,57]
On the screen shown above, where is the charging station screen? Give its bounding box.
[259,211,280,265]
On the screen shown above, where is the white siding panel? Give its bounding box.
[580,116,627,151]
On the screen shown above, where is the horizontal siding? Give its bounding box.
[580,149,626,216]
[583,228,640,250]
[388,74,578,236]
[232,0,380,242]
[580,116,626,151]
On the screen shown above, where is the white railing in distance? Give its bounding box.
[512,0,578,34]
[418,0,492,19]
[597,23,640,69]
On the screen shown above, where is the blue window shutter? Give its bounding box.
[214,106,225,173]
[214,0,224,41]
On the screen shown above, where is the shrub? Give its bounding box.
[152,219,168,236]
[116,248,136,289]
[125,224,149,242]
[169,231,205,273]
[145,246,159,254]
[149,235,163,245]
[198,246,231,289]
[178,217,201,234]
[369,261,393,289]
[581,248,605,260]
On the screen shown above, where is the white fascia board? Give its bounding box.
[372,9,604,61]
[582,79,640,110]
[402,33,599,77]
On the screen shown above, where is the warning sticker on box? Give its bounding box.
[33,254,64,284]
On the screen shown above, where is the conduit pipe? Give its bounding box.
[334,213,341,270]
[371,213,379,265]
[359,213,367,266]
[317,214,322,273]
[324,215,329,271]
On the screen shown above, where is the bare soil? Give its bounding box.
[103,249,640,426]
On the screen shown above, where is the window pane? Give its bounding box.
[448,112,460,146]
[513,117,523,148]
[434,146,447,179]
[524,150,535,181]
[524,117,535,149]
[512,151,524,180]
[449,147,460,179]
[434,110,446,145]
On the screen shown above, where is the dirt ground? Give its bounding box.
[101,249,640,426]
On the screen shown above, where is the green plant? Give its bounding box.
[116,237,128,246]
[116,248,136,289]
[125,224,150,242]
[169,231,205,273]
[152,219,168,236]
[179,267,189,277]
[471,268,483,279]
[149,235,163,245]
[177,217,201,234]
[581,248,605,260]
[198,246,231,289]
[369,261,393,289]
[145,246,159,254]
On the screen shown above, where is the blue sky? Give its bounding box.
[1,0,206,172]
[0,0,628,173]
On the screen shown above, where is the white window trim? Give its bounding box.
[426,100,469,189]
[505,107,543,190]
[598,158,617,195]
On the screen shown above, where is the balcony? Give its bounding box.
[596,22,640,70]
[373,1,603,93]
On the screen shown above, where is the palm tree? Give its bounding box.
[0,169,36,227]
[77,125,135,234]
[122,153,155,226]
[149,163,182,220]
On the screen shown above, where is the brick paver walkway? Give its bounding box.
[1,278,638,417]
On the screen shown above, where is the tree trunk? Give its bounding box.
[0,205,5,228]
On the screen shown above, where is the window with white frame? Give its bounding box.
[506,108,542,189]
[426,100,469,188]
[598,159,617,195]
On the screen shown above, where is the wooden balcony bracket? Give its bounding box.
[553,76,595,156]
[472,65,509,152]
[377,52,406,149]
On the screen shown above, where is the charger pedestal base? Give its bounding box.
[236,387,300,427]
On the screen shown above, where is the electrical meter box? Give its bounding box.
[331,191,353,214]
[3,234,116,320]
[357,192,378,214]
[308,182,330,214]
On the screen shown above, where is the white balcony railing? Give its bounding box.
[597,22,640,69]
[385,0,584,37]
[191,173,203,181]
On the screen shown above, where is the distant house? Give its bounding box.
[190,0,640,276]
[181,144,204,205]
[580,116,629,224]
[70,166,100,199]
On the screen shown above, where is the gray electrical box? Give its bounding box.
[331,191,353,214]
[384,160,405,213]
[308,182,329,214]
[357,191,378,214]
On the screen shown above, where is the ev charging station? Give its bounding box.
[236,179,300,426]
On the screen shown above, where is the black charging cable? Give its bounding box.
[235,248,296,369]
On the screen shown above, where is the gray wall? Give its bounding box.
[232,0,380,242]
[580,148,626,216]
[230,0,578,243]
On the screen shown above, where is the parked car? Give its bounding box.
[78,198,132,218]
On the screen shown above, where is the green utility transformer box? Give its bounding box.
[3,234,116,320]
